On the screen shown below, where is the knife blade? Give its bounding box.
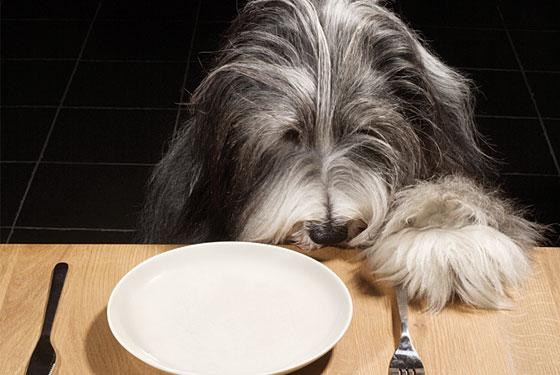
[26,263,69,375]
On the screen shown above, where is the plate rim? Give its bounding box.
[107,241,353,375]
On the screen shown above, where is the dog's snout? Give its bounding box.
[308,222,348,245]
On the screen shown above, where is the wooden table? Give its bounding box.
[1,245,559,374]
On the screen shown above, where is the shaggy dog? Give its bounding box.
[141,0,542,311]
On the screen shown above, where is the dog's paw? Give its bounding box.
[365,176,540,311]
[367,224,529,312]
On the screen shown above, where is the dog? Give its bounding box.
[141,0,542,311]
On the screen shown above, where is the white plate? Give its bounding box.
[107,242,353,375]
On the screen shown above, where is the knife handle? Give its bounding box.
[41,263,68,337]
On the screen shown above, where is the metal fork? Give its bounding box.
[27,263,68,375]
[388,287,425,375]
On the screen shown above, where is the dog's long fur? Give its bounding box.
[141,0,542,310]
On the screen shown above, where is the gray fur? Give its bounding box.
[141,0,543,310]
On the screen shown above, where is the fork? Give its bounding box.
[27,263,68,375]
[388,286,425,375]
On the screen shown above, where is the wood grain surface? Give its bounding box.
[0,245,559,374]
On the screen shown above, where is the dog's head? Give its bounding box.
[142,0,483,248]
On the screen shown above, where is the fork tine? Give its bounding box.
[388,288,426,375]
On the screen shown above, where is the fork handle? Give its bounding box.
[41,263,69,337]
[395,286,410,337]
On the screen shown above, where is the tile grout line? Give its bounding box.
[1,105,178,110]
[412,25,560,33]
[173,0,202,136]
[501,172,560,178]
[2,226,137,232]
[460,67,560,74]
[4,58,190,63]
[459,67,519,72]
[475,114,539,120]
[497,6,560,176]
[0,160,157,166]
[1,18,88,21]
[1,17,200,22]
[5,0,104,243]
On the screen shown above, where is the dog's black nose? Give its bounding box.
[308,223,348,245]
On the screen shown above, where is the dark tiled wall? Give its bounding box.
[2,0,559,244]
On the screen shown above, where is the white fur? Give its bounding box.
[369,225,529,311]
[367,176,537,311]
[240,155,390,248]
[239,161,326,246]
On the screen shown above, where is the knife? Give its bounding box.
[26,262,69,375]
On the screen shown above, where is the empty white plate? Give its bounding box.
[107,242,353,375]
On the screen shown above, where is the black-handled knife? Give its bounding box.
[26,262,69,375]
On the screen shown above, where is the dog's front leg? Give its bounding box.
[366,175,542,311]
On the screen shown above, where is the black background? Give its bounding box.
[1,0,559,244]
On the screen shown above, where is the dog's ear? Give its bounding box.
[381,21,490,178]
[411,38,491,177]
[140,115,219,243]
